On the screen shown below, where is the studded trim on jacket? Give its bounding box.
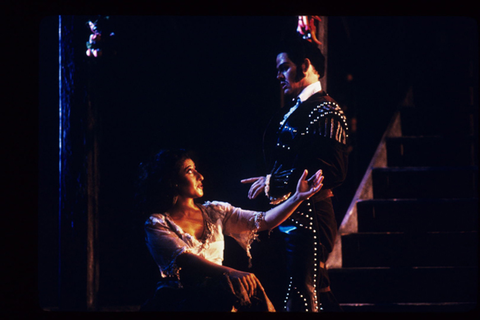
[265,92,349,203]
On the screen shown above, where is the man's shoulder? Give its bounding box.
[304,91,338,105]
[303,92,344,114]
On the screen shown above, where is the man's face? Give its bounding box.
[276,53,305,97]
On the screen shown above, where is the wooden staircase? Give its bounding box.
[327,106,478,312]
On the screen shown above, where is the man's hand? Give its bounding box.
[240,176,266,200]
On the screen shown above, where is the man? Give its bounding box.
[242,37,349,312]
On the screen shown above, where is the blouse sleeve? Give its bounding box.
[144,214,190,277]
[205,201,265,264]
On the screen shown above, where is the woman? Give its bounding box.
[136,149,324,312]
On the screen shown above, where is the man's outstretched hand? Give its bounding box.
[241,176,266,200]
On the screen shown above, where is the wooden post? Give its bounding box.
[58,15,100,311]
[59,15,88,310]
[317,16,328,92]
[86,94,100,311]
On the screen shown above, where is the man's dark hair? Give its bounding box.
[277,37,325,79]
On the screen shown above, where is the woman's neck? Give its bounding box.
[168,197,205,241]
[170,197,200,218]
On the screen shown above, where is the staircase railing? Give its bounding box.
[327,109,403,268]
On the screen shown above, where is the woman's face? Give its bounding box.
[176,158,204,199]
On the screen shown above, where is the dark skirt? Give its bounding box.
[140,273,275,312]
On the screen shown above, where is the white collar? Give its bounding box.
[280,82,323,128]
[297,81,322,103]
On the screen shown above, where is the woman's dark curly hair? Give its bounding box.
[135,149,192,216]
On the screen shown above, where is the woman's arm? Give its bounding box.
[258,169,324,231]
[176,251,243,277]
[176,252,262,300]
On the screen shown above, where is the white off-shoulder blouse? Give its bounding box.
[144,201,265,285]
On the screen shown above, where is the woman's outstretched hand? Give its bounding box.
[295,169,324,200]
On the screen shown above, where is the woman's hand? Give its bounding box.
[224,269,264,304]
[295,169,324,201]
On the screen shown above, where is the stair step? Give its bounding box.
[341,231,478,267]
[329,266,478,303]
[372,166,478,199]
[356,198,478,232]
[339,302,477,312]
[386,136,476,167]
[400,107,475,136]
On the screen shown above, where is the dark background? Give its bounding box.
[36,16,477,309]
